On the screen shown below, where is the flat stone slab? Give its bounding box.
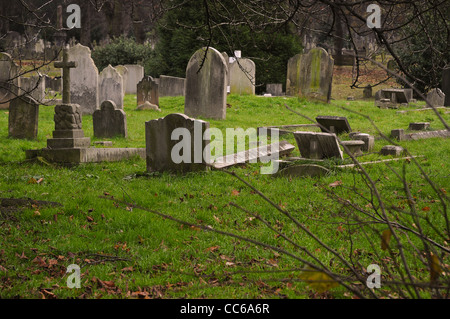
[213,140,295,169]
[25,147,145,164]
[316,116,351,135]
[349,133,375,152]
[380,145,404,156]
[391,129,450,141]
[341,140,365,156]
[408,122,430,131]
[273,164,330,178]
[293,131,343,160]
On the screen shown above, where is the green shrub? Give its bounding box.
[92,36,152,72]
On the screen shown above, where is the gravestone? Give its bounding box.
[93,100,127,138]
[20,76,45,102]
[274,164,330,178]
[184,47,228,120]
[409,122,430,131]
[8,96,39,139]
[137,76,159,107]
[44,75,61,92]
[442,67,450,106]
[229,57,255,95]
[341,140,365,156]
[145,113,210,173]
[350,133,374,152]
[316,116,351,135]
[123,64,144,94]
[426,88,445,107]
[158,75,185,97]
[68,44,99,114]
[363,85,372,98]
[99,65,124,109]
[0,52,21,109]
[293,131,343,160]
[266,84,283,96]
[286,48,334,103]
[381,145,404,156]
[114,65,129,96]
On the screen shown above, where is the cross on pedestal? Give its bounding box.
[54,48,77,104]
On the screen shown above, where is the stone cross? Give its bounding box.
[54,48,77,104]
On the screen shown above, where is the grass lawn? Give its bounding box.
[0,91,448,299]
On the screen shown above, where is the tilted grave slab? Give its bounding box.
[315,116,352,135]
[293,131,343,160]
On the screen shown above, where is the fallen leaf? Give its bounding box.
[430,253,442,282]
[86,216,94,222]
[231,189,240,196]
[381,229,392,251]
[205,246,220,253]
[122,266,134,273]
[422,206,431,212]
[299,266,339,292]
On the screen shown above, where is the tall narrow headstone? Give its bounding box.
[93,100,127,138]
[68,44,99,114]
[426,88,445,107]
[229,57,255,95]
[123,64,144,94]
[442,67,450,106]
[185,47,227,120]
[99,65,124,109]
[145,113,210,173]
[0,52,21,109]
[8,96,39,139]
[114,65,129,96]
[137,76,159,107]
[286,53,302,97]
[20,76,45,102]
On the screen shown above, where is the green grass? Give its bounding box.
[0,94,449,299]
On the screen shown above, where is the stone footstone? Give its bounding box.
[408,122,430,131]
[380,145,404,156]
[341,140,365,156]
[350,133,374,152]
[93,100,127,138]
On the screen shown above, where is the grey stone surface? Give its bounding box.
[68,44,99,114]
[229,57,255,95]
[392,128,450,141]
[266,83,283,96]
[293,131,343,159]
[114,65,128,96]
[158,75,185,97]
[123,64,144,94]
[20,76,45,102]
[213,140,295,169]
[408,122,430,131]
[185,47,228,120]
[93,100,127,138]
[145,113,210,173]
[137,76,159,107]
[8,95,39,139]
[99,65,124,108]
[380,145,404,156]
[286,48,334,103]
[341,140,365,156]
[316,116,351,135]
[0,52,21,109]
[426,88,445,107]
[136,101,161,111]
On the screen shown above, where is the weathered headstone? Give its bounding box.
[114,65,129,96]
[20,76,45,102]
[145,113,210,173]
[286,48,334,103]
[392,128,450,141]
[99,65,124,109]
[229,57,255,95]
[123,64,144,94]
[137,76,159,107]
[316,116,352,135]
[68,44,99,114]
[408,122,430,131]
[93,100,127,138]
[380,145,404,156]
[0,52,21,109]
[341,140,365,156]
[158,75,185,97]
[184,47,228,120]
[8,96,39,139]
[426,88,445,107]
[442,67,450,106]
[293,131,343,160]
[266,84,283,96]
[363,85,372,98]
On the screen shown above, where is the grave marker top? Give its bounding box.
[54,48,77,104]
[316,116,351,134]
